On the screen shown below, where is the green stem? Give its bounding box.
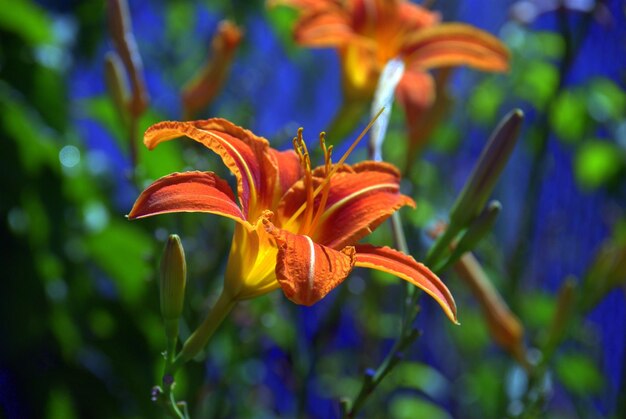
[174,290,237,369]
[158,290,236,418]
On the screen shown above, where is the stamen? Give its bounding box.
[293,128,315,233]
[285,107,386,230]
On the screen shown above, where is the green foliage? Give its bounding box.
[469,78,504,125]
[391,362,449,399]
[555,354,604,395]
[390,395,452,419]
[586,78,626,123]
[0,0,52,45]
[574,140,623,190]
[550,90,588,143]
[86,220,154,305]
[266,5,300,53]
[519,292,556,330]
[514,60,559,109]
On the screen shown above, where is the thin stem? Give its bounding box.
[174,290,237,369]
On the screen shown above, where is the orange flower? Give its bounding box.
[128,118,457,323]
[273,0,509,156]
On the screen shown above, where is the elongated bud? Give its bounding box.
[182,20,242,119]
[543,277,576,360]
[104,51,130,123]
[107,0,149,116]
[160,234,186,325]
[449,109,523,229]
[439,201,501,270]
[581,238,626,311]
[455,253,528,367]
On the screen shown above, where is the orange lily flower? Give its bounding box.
[273,0,509,156]
[128,118,457,323]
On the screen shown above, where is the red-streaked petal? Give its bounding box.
[403,23,510,72]
[397,68,453,169]
[267,148,304,205]
[143,118,270,217]
[128,171,245,224]
[294,8,355,47]
[264,221,356,306]
[277,161,415,249]
[395,70,435,115]
[355,245,458,323]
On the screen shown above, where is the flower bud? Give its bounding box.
[455,253,528,367]
[543,277,576,359]
[160,234,187,324]
[181,20,242,119]
[580,238,626,311]
[107,0,149,116]
[449,109,523,229]
[104,51,130,123]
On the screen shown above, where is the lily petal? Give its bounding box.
[128,171,246,224]
[294,8,355,47]
[144,119,271,217]
[395,68,450,167]
[267,148,304,206]
[278,162,415,249]
[355,244,458,323]
[265,221,356,306]
[402,23,510,72]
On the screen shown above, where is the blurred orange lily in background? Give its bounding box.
[273,0,510,164]
[128,118,457,323]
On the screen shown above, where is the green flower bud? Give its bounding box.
[160,234,186,325]
[104,51,130,123]
[442,201,501,270]
[449,109,523,229]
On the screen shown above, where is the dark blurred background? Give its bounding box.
[1,0,625,417]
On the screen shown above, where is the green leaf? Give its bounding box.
[390,395,452,419]
[555,354,604,395]
[2,98,58,174]
[574,140,623,190]
[430,123,461,153]
[166,1,195,40]
[406,199,434,229]
[550,90,588,144]
[0,0,53,45]
[46,387,78,419]
[266,6,299,53]
[86,219,154,306]
[469,79,504,125]
[450,308,489,352]
[519,292,555,329]
[586,78,626,123]
[392,362,449,400]
[515,60,559,109]
[532,32,565,60]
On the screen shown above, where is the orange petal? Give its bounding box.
[277,161,415,249]
[143,119,274,217]
[355,245,458,323]
[395,69,449,167]
[127,171,245,224]
[265,222,356,306]
[403,23,510,72]
[267,148,304,205]
[294,8,355,47]
[395,69,435,115]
